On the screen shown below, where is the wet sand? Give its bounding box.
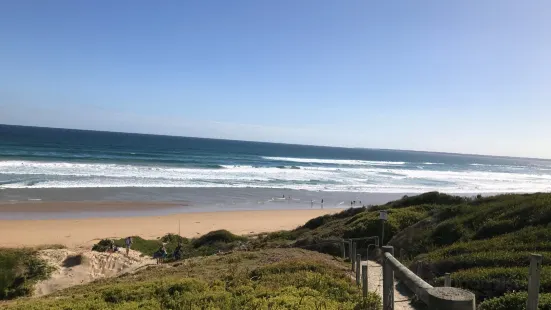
[0,201,186,213]
[0,207,340,248]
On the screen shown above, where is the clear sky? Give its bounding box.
[1,1,550,158]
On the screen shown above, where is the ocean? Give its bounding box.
[1,124,551,194]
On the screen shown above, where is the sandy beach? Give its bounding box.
[0,204,339,248]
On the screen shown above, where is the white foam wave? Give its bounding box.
[2,160,551,193]
[261,156,406,166]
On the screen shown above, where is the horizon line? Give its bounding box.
[1,123,550,162]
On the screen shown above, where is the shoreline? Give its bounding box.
[0,208,341,248]
[0,188,409,220]
[0,201,187,213]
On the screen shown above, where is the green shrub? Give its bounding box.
[160,233,190,244]
[264,230,301,241]
[91,239,115,252]
[192,230,246,248]
[303,214,332,229]
[422,251,551,275]
[381,192,465,209]
[435,266,551,300]
[0,249,54,300]
[479,292,551,310]
[431,220,469,246]
[113,236,163,256]
[474,219,517,239]
[92,237,165,257]
[332,207,367,219]
[250,260,341,279]
[343,206,429,244]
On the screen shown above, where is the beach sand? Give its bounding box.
[0,203,340,247]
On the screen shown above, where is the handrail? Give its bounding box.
[381,246,475,310]
[383,252,433,304]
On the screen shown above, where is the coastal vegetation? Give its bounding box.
[3,191,551,309]
[0,248,54,300]
[260,192,551,309]
[3,249,380,309]
[92,230,248,259]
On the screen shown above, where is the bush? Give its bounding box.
[431,220,469,246]
[192,230,246,248]
[435,266,551,300]
[250,260,339,279]
[421,251,551,275]
[92,237,163,257]
[160,233,189,244]
[302,214,332,230]
[479,292,551,310]
[382,191,465,209]
[0,249,54,300]
[474,219,517,240]
[91,239,115,252]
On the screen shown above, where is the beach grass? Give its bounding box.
[3,248,381,309]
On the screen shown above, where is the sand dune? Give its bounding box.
[34,248,155,297]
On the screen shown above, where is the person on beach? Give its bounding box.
[155,245,167,264]
[108,239,116,253]
[321,199,324,209]
[125,236,133,256]
[311,200,314,208]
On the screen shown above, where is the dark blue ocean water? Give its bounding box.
[1,124,551,193]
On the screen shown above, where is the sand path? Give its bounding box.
[361,260,415,310]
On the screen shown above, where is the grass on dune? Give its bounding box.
[252,192,551,308]
[4,248,381,310]
[92,230,248,260]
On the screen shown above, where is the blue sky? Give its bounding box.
[1,1,550,158]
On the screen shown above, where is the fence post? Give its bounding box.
[362,264,368,297]
[351,241,356,271]
[427,287,475,310]
[527,254,543,310]
[382,246,394,310]
[342,241,346,259]
[356,254,361,286]
[444,273,451,287]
